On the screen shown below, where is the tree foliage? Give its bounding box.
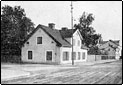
[1,5,35,55]
[74,12,102,48]
[88,46,101,55]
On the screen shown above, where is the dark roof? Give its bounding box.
[99,40,120,46]
[109,40,120,46]
[100,45,117,50]
[59,29,77,38]
[23,24,71,47]
[99,41,108,44]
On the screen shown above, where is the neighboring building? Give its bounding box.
[98,40,121,60]
[21,23,88,64]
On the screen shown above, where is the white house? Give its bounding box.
[98,40,121,60]
[21,23,88,64]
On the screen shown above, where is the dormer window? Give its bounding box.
[37,37,42,44]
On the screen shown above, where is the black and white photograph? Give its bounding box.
[1,1,122,84]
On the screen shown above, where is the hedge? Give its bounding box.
[1,55,21,63]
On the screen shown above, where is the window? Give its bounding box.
[78,40,80,46]
[73,39,75,46]
[71,52,76,60]
[63,52,69,61]
[78,52,81,60]
[82,52,85,59]
[37,37,42,44]
[28,51,32,59]
[46,51,52,61]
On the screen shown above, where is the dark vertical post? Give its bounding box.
[71,1,74,65]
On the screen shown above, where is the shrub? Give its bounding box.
[1,55,21,63]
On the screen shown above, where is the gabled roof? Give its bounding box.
[99,40,120,46]
[23,24,71,47]
[59,29,77,38]
[109,40,120,46]
[99,41,108,44]
[100,45,117,51]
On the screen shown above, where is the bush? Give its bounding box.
[1,55,21,63]
[88,46,102,55]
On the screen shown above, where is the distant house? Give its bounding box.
[97,40,121,60]
[21,23,88,64]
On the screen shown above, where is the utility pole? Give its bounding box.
[71,1,74,65]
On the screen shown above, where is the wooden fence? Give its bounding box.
[87,55,115,62]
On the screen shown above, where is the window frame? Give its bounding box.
[78,52,81,60]
[37,37,42,44]
[46,50,53,61]
[82,52,85,59]
[63,51,69,61]
[28,51,33,60]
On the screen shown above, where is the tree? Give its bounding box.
[1,5,35,55]
[88,46,101,55]
[74,12,102,48]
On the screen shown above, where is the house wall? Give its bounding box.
[98,41,121,58]
[21,28,60,64]
[105,47,116,56]
[60,30,87,64]
[21,28,88,64]
[115,47,120,60]
[60,47,87,64]
[55,46,61,64]
[119,46,122,56]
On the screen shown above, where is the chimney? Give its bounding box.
[48,23,55,29]
[61,27,68,31]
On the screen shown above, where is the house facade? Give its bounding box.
[21,23,88,64]
[98,40,121,60]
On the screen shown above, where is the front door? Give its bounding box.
[46,51,52,61]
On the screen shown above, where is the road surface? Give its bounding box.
[1,60,122,84]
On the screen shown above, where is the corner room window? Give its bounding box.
[78,52,81,60]
[63,52,69,61]
[82,52,85,59]
[28,51,32,59]
[37,37,42,44]
[46,51,52,61]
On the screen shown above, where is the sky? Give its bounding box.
[1,1,122,46]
